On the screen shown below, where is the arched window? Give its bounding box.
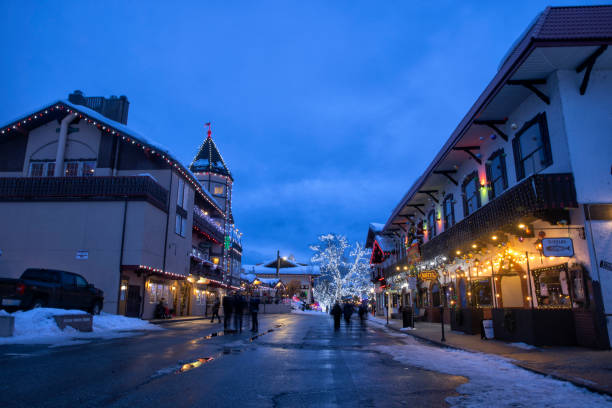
[486,149,508,199]
[462,171,481,217]
[443,194,455,230]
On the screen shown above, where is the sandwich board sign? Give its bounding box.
[541,238,574,257]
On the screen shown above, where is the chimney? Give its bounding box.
[67,90,130,125]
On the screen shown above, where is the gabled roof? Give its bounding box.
[189,132,233,180]
[384,5,612,232]
[242,263,321,276]
[0,100,225,218]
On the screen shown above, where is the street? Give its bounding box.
[0,313,463,408]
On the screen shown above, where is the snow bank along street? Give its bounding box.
[0,308,161,346]
[373,329,612,407]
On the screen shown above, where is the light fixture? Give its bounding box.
[491,235,498,241]
[518,224,525,229]
[472,244,477,249]
[456,250,461,255]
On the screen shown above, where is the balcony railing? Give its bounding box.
[0,176,169,211]
[192,208,224,243]
[421,173,577,260]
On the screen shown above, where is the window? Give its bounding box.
[177,178,185,208]
[62,273,76,287]
[30,162,43,177]
[149,282,172,304]
[82,161,96,176]
[29,161,55,177]
[64,162,79,176]
[443,195,455,230]
[427,210,437,237]
[512,112,553,180]
[462,171,481,217]
[75,276,88,287]
[175,214,187,237]
[213,185,224,195]
[473,279,493,306]
[486,149,508,199]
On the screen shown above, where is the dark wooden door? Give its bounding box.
[126,285,141,317]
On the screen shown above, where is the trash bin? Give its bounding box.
[402,307,413,328]
[482,319,494,339]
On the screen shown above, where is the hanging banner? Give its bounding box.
[542,238,574,257]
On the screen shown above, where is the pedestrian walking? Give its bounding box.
[331,301,342,330]
[249,295,260,332]
[343,302,354,324]
[358,301,367,323]
[222,292,234,331]
[210,297,221,323]
[234,292,245,333]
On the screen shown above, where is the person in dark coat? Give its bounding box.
[249,295,260,332]
[331,302,342,330]
[343,302,354,324]
[210,297,221,323]
[233,292,245,333]
[222,292,234,331]
[358,301,367,322]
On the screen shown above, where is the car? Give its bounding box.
[0,268,104,314]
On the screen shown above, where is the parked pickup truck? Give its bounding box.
[0,269,104,314]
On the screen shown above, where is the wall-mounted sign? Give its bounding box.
[76,250,89,260]
[601,260,612,272]
[419,270,438,281]
[541,238,574,257]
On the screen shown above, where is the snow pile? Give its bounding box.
[0,308,161,346]
[292,308,325,315]
[509,342,538,350]
[374,336,612,407]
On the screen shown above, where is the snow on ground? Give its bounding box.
[373,333,612,407]
[291,308,325,315]
[508,342,538,350]
[0,308,162,346]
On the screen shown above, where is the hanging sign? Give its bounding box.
[419,270,438,280]
[541,238,574,257]
[600,260,612,272]
[224,236,231,250]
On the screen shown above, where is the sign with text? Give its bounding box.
[419,270,438,281]
[542,238,574,257]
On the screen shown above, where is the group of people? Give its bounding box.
[330,300,368,329]
[210,291,261,333]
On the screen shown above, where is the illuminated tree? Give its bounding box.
[310,233,372,311]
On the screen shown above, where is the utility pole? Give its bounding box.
[276,250,280,278]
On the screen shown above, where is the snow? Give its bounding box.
[509,342,538,350]
[0,308,162,346]
[369,222,385,232]
[373,332,612,407]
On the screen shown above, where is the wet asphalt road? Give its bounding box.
[0,313,464,407]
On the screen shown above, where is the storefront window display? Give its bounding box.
[533,264,572,308]
[472,278,493,306]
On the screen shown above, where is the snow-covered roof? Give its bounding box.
[242,264,321,276]
[376,236,396,253]
[369,223,385,232]
[0,100,224,217]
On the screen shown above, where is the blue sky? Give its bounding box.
[0,1,601,263]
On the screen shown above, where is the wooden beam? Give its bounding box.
[410,204,426,216]
[453,146,482,165]
[507,79,550,105]
[433,170,458,185]
[473,119,508,141]
[418,190,439,203]
[576,45,608,95]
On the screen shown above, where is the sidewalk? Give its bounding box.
[370,316,612,396]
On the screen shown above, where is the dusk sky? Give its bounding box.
[0,1,601,264]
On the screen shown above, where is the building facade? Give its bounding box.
[0,91,242,318]
[367,6,612,348]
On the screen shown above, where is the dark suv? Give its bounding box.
[0,269,104,314]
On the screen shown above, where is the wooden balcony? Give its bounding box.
[421,173,577,259]
[0,176,168,211]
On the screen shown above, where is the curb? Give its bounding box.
[369,318,612,398]
[150,317,215,325]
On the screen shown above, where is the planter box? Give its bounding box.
[491,308,575,346]
[53,314,93,332]
[0,315,15,337]
[450,308,483,334]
